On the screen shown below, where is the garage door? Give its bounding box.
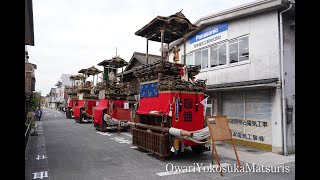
[221,90,272,149]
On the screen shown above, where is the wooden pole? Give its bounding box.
[184,36,186,65]
[231,138,241,167]
[160,29,164,65]
[92,75,94,86]
[167,43,170,61]
[213,145,223,176]
[146,38,149,64]
[121,66,124,82]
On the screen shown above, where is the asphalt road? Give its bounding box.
[25,108,295,180]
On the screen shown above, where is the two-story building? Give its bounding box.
[168,0,295,155]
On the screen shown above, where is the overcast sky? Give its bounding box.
[28,0,255,96]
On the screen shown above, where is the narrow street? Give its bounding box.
[25,108,295,180]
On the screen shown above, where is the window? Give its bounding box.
[181,54,194,65]
[229,40,238,64]
[239,36,249,61]
[181,55,184,63]
[201,49,208,69]
[210,46,218,67]
[187,35,249,69]
[229,36,249,64]
[195,49,209,69]
[186,53,194,65]
[195,51,201,66]
[204,99,213,127]
[218,43,227,65]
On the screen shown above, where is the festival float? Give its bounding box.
[93,56,131,131]
[129,11,212,159]
[66,74,84,119]
[73,66,101,123]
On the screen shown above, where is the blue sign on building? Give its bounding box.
[189,23,228,44]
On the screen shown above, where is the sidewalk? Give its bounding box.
[214,141,295,166]
[25,121,50,180]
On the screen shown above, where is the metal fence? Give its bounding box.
[25,119,32,148]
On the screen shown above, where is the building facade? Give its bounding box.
[49,88,57,109]
[25,47,37,117]
[169,0,295,155]
[54,74,73,110]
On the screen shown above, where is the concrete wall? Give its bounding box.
[271,88,283,154]
[282,13,295,154]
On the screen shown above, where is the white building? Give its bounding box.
[49,88,57,109]
[55,74,73,109]
[169,0,295,155]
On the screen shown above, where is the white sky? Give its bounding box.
[28,0,256,96]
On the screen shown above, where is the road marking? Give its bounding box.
[37,144,45,148]
[123,133,132,137]
[130,146,138,149]
[97,132,113,136]
[156,163,231,176]
[36,155,47,160]
[110,137,132,144]
[32,171,48,179]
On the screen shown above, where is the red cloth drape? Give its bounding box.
[136,92,173,115]
[68,100,73,107]
[74,100,97,118]
[136,91,205,146]
[171,93,204,132]
[93,99,130,124]
[68,100,78,108]
[93,99,109,124]
[85,100,97,115]
[74,100,85,118]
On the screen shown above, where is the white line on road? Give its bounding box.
[110,137,132,144]
[36,155,48,160]
[96,132,113,136]
[130,146,138,149]
[32,171,48,179]
[156,163,231,176]
[123,133,132,137]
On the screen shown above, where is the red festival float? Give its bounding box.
[93,56,131,131]
[73,66,101,123]
[66,74,83,119]
[130,11,212,158]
